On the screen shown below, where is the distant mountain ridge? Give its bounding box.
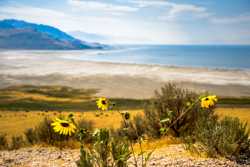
[69,31,110,43]
[0,19,104,50]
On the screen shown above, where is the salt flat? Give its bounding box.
[1,50,250,98]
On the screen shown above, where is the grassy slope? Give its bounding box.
[0,110,142,138]
[1,108,250,138]
[0,85,146,111]
[0,85,250,138]
[0,85,249,111]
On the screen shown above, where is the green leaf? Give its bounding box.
[123,128,129,131]
[160,128,168,135]
[160,118,170,123]
[145,150,154,161]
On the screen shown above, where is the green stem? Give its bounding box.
[129,119,144,166]
[138,138,144,167]
[117,110,138,167]
[167,99,199,131]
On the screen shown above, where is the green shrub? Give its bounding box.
[0,134,8,150]
[10,135,25,150]
[115,121,138,141]
[77,128,111,167]
[23,117,94,148]
[77,119,93,132]
[35,117,66,146]
[77,119,94,143]
[77,128,131,167]
[76,145,94,167]
[24,117,73,147]
[133,114,146,138]
[144,83,199,137]
[111,138,131,167]
[24,128,37,145]
[193,115,250,161]
[115,114,146,141]
[93,128,111,166]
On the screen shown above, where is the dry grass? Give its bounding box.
[0,107,247,139]
[215,107,250,129]
[0,85,146,111]
[0,110,142,138]
[7,91,87,102]
[0,107,249,157]
[133,136,182,153]
[0,107,249,142]
[0,107,250,138]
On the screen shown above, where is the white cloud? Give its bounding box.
[161,3,209,20]
[130,0,210,21]
[0,5,66,19]
[211,14,250,24]
[1,1,249,44]
[129,0,167,8]
[0,5,74,30]
[167,3,206,18]
[68,0,138,14]
[0,3,188,44]
[131,0,249,24]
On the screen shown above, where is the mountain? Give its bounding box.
[0,19,104,50]
[69,31,110,43]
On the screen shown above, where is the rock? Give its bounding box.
[0,145,248,167]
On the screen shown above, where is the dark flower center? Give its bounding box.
[60,122,70,127]
[101,100,107,105]
[205,98,209,101]
[124,113,130,120]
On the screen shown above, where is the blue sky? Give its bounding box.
[0,0,250,44]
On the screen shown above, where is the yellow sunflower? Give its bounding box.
[96,97,109,111]
[210,95,218,102]
[201,95,218,109]
[51,118,76,136]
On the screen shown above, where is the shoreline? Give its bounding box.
[2,49,250,72]
[1,52,250,98]
[61,55,250,72]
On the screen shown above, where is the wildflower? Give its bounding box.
[124,112,130,120]
[68,113,74,119]
[210,95,218,102]
[96,97,109,111]
[201,95,218,109]
[51,118,76,136]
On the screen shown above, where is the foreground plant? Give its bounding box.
[0,134,8,150]
[200,95,218,109]
[96,97,109,111]
[143,84,220,138]
[49,100,131,166]
[77,127,131,167]
[193,115,250,161]
[137,84,249,161]
[143,83,200,137]
[181,93,250,162]
[76,97,153,167]
[114,107,153,167]
[50,83,249,165]
[75,98,131,167]
[51,117,76,136]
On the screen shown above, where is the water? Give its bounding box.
[61,45,250,70]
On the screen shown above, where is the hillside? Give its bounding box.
[0,85,249,111]
[0,19,104,50]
